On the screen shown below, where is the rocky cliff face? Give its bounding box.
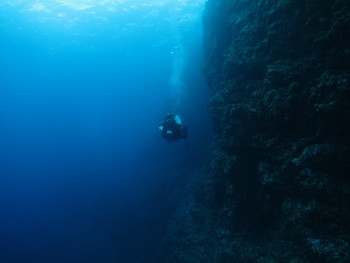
[163,0,350,262]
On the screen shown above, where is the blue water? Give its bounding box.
[0,1,211,262]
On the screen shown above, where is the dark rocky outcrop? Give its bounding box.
[163,0,350,262]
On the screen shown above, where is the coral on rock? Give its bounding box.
[163,0,350,262]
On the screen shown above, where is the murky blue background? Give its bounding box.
[0,1,211,262]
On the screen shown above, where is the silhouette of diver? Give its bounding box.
[159,113,188,143]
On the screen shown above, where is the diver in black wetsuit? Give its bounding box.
[159,113,188,143]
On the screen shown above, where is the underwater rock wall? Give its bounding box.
[163,0,350,262]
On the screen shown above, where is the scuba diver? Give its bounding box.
[159,113,188,143]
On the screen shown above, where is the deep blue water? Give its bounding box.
[0,1,211,262]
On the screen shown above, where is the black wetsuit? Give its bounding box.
[161,115,188,143]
